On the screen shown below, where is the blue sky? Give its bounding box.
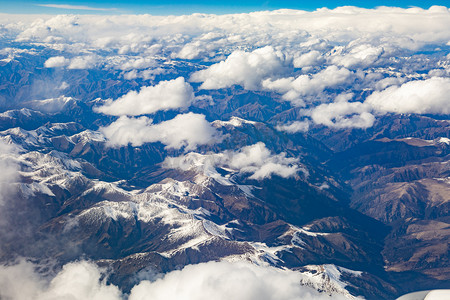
[0,0,448,14]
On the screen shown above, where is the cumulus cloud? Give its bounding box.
[0,260,46,300]
[68,55,99,69]
[310,94,375,128]
[117,57,157,71]
[44,56,70,68]
[122,68,166,81]
[262,66,354,105]
[96,77,195,116]
[100,113,222,149]
[423,290,450,299]
[163,142,301,180]
[373,76,405,91]
[276,120,310,133]
[365,77,450,115]
[329,44,384,68]
[274,75,450,129]
[311,103,375,129]
[190,46,288,90]
[175,41,209,60]
[129,261,345,300]
[43,54,100,70]
[0,260,122,300]
[293,50,324,68]
[40,261,122,300]
[224,142,300,180]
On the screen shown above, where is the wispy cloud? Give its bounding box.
[38,4,117,11]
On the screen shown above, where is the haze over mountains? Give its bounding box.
[0,6,449,299]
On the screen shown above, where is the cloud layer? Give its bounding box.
[5,7,450,129]
[9,7,450,51]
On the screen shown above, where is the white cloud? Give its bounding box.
[123,70,139,80]
[329,44,384,68]
[9,6,450,56]
[44,56,70,68]
[96,77,195,116]
[190,46,288,90]
[310,100,375,129]
[423,290,450,299]
[44,54,100,70]
[163,142,301,180]
[278,76,450,129]
[175,42,204,60]
[38,4,117,12]
[43,54,100,70]
[0,260,122,300]
[129,261,345,300]
[3,7,450,129]
[276,120,310,133]
[293,50,324,68]
[122,68,166,81]
[39,261,122,300]
[118,57,157,71]
[100,113,222,149]
[68,55,99,69]
[262,66,353,105]
[0,260,45,300]
[226,142,299,179]
[373,76,405,91]
[365,77,450,115]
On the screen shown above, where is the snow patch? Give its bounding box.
[18,182,55,197]
[202,219,229,240]
[212,117,256,128]
[438,137,450,145]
